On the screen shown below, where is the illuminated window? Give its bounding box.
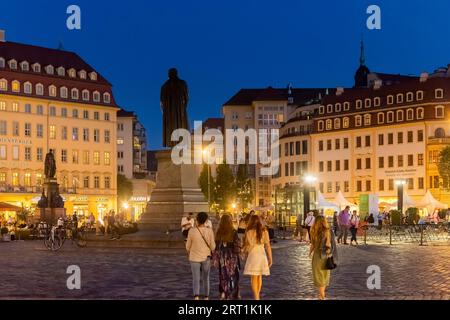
[334,118,341,129]
[12,172,19,186]
[326,119,332,130]
[12,102,19,112]
[49,125,56,139]
[364,114,371,126]
[104,152,111,165]
[72,150,79,164]
[36,174,43,186]
[94,151,100,165]
[117,138,124,145]
[12,80,20,92]
[90,72,97,81]
[69,69,76,78]
[79,70,87,79]
[83,151,90,164]
[0,172,6,183]
[417,107,424,119]
[343,117,349,128]
[0,101,5,111]
[0,79,7,91]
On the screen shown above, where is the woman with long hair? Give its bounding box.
[243,215,272,300]
[309,215,337,300]
[215,214,241,300]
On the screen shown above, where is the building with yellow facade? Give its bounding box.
[0,37,119,221]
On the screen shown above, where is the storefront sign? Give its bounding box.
[384,169,417,177]
[0,138,32,145]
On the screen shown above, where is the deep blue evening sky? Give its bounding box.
[2,0,450,149]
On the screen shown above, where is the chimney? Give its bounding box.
[420,72,429,83]
[373,79,382,90]
[336,87,344,96]
[0,30,5,42]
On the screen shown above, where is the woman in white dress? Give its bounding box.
[243,215,273,300]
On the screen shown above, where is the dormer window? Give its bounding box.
[406,92,413,102]
[82,89,90,101]
[0,57,4,68]
[377,112,385,124]
[79,70,87,79]
[68,68,76,78]
[0,79,8,91]
[387,111,394,123]
[49,85,57,97]
[93,91,100,102]
[365,99,371,108]
[9,59,17,70]
[60,87,68,98]
[396,94,404,104]
[89,72,97,81]
[435,105,445,119]
[45,65,54,75]
[103,92,111,104]
[374,97,381,107]
[24,82,32,94]
[20,61,29,71]
[326,119,332,130]
[355,115,362,127]
[11,80,20,92]
[334,118,341,129]
[318,120,324,132]
[417,107,424,119]
[435,89,444,99]
[71,88,79,100]
[364,114,371,126]
[335,103,341,112]
[343,102,350,111]
[397,110,404,122]
[416,91,424,100]
[343,117,349,128]
[356,100,362,109]
[32,63,41,73]
[57,67,65,76]
[387,95,394,105]
[36,83,44,95]
[327,104,333,113]
[406,109,414,121]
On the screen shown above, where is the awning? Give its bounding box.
[416,190,448,211]
[333,191,357,208]
[0,202,22,212]
[316,191,339,209]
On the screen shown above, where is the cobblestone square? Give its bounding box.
[1,240,448,300]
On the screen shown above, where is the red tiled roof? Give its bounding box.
[203,117,224,132]
[223,87,337,106]
[117,109,135,117]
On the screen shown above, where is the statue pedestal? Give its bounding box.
[36,178,66,224]
[120,150,208,247]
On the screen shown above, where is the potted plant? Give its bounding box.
[1,227,10,242]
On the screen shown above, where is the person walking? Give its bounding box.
[237,213,249,243]
[309,215,337,300]
[108,211,120,240]
[349,211,360,245]
[332,211,339,236]
[243,215,273,300]
[103,211,110,236]
[337,206,351,245]
[214,214,241,300]
[304,211,315,243]
[181,212,195,239]
[186,212,216,300]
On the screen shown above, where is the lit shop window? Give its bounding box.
[49,125,56,139]
[12,81,20,92]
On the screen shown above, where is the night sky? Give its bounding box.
[2,0,450,149]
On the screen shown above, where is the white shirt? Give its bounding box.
[305,215,315,227]
[181,217,195,232]
[205,219,213,229]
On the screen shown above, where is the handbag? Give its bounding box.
[325,256,337,270]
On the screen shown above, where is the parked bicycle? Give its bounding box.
[44,217,87,251]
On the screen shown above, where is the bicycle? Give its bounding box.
[43,218,87,251]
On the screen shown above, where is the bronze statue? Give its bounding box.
[44,149,56,179]
[160,68,189,148]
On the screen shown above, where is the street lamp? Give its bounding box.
[395,180,406,214]
[202,149,211,214]
[302,175,317,220]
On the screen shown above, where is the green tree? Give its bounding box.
[236,164,253,209]
[215,163,237,211]
[117,174,133,202]
[438,146,450,190]
[198,164,216,205]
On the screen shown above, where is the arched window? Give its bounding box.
[435,128,446,138]
[364,114,371,126]
[335,103,341,112]
[9,59,17,69]
[355,115,362,127]
[343,117,350,128]
[406,109,414,120]
[93,91,100,102]
[57,67,65,76]
[24,82,32,94]
[377,112,385,124]
[20,61,29,71]
[318,120,324,131]
[71,88,79,100]
[397,110,404,122]
[396,94,404,104]
[374,97,381,107]
[435,105,445,118]
[334,118,341,129]
[79,70,87,79]
[89,72,97,81]
[417,107,424,119]
[387,95,394,105]
[356,100,362,109]
[45,65,54,75]
[60,87,68,98]
[406,92,413,102]
[32,63,41,73]
[416,91,424,100]
[11,80,20,92]
[387,111,394,123]
[103,92,111,103]
[0,57,5,68]
[68,68,76,78]
[49,85,57,97]
[0,79,8,91]
[327,104,333,113]
[326,119,332,130]
[435,89,444,99]
[82,89,90,101]
[36,83,44,95]
[343,102,350,111]
[319,105,325,114]
[365,99,371,108]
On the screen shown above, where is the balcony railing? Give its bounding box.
[428,136,450,144]
[0,185,77,194]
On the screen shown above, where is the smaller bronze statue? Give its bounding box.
[44,149,56,179]
[37,191,48,209]
[160,68,189,148]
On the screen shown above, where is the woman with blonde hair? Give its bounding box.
[309,215,337,300]
[214,214,241,300]
[243,215,272,300]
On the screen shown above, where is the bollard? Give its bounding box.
[389,224,392,245]
[420,224,424,246]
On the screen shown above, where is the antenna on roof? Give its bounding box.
[287,83,292,95]
[57,41,65,51]
[325,88,329,95]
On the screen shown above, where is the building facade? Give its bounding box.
[0,38,119,219]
